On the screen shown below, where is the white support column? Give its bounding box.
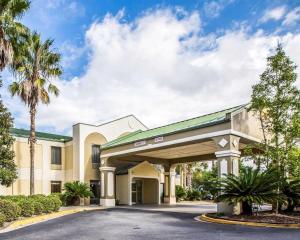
[163,171,176,204]
[99,166,116,207]
[213,135,241,215]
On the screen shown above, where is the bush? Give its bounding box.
[31,199,44,215]
[51,193,66,207]
[0,212,5,227]
[49,196,62,212]
[35,196,55,213]
[63,181,93,206]
[186,189,201,201]
[0,199,21,221]
[17,199,35,217]
[175,185,186,201]
[216,167,283,215]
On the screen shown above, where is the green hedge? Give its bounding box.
[17,199,35,217]
[0,194,62,224]
[0,212,6,227]
[0,199,21,221]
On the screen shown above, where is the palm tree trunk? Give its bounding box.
[186,164,193,189]
[29,105,36,195]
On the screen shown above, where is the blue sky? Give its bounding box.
[21,0,300,79]
[3,0,300,135]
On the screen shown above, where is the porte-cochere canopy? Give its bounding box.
[99,104,264,213]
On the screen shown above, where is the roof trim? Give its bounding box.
[102,104,248,150]
[73,114,148,130]
[10,128,73,143]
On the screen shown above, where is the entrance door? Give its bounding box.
[131,180,143,204]
[90,180,100,204]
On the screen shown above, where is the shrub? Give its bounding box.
[0,212,5,227]
[175,185,186,201]
[216,167,283,215]
[31,199,44,215]
[49,196,62,212]
[17,199,35,217]
[280,178,300,212]
[63,181,93,206]
[186,189,201,201]
[51,193,66,206]
[29,195,55,213]
[0,199,21,221]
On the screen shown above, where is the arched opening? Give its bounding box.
[84,132,107,204]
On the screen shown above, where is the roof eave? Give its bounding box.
[101,118,230,150]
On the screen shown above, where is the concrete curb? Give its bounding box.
[0,207,105,233]
[197,214,300,229]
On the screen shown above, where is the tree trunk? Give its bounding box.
[186,164,193,189]
[242,202,253,215]
[29,105,37,195]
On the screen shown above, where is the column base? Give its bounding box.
[164,197,176,204]
[100,198,115,207]
[217,202,233,215]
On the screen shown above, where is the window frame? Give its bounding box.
[51,146,62,165]
[91,144,101,164]
[50,181,62,193]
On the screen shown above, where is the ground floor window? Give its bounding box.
[51,181,62,193]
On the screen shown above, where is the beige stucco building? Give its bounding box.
[1,104,264,213]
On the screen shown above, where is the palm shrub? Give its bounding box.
[186,188,201,201]
[175,185,186,201]
[281,178,300,212]
[216,167,283,215]
[63,181,93,206]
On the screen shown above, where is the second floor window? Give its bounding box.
[92,145,100,164]
[51,146,62,165]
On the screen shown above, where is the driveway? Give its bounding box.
[1,208,300,240]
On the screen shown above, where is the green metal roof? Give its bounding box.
[10,128,72,143]
[102,104,247,150]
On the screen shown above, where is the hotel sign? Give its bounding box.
[134,140,146,147]
[154,136,163,143]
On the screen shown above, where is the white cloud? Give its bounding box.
[204,0,234,18]
[260,6,287,23]
[3,8,300,134]
[283,7,300,26]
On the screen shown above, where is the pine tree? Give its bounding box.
[249,44,300,214]
[249,44,300,174]
[0,78,17,187]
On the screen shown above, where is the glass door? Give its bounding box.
[132,180,143,204]
[90,180,100,204]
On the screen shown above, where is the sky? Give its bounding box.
[1,0,300,135]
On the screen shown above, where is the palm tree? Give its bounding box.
[216,167,283,215]
[281,178,300,212]
[0,0,30,71]
[63,181,93,206]
[9,32,62,195]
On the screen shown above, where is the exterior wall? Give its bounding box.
[116,175,129,205]
[2,137,68,196]
[65,144,73,182]
[232,109,264,140]
[72,115,147,183]
[143,179,158,204]
[84,133,107,183]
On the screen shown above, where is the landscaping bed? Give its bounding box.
[207,211,300,224]
[0,194,62,228]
